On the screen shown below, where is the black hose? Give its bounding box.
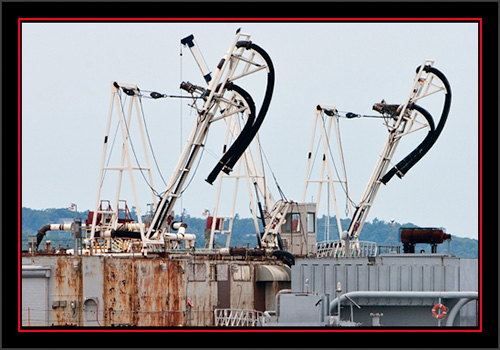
[224,41,275,171]
[205,41,275,185]
[205,83,256,184]
[380,103,435,184]
[398,66,452,174]
[36,224,51,249]
[381,65,452,184]
[272,250,295,266]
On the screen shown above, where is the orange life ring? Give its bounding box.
[432,303,447,319]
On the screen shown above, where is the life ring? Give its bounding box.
[432,303,447,319]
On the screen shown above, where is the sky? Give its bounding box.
[21,21,479,240]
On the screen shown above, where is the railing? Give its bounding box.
[214,309,263,327]
[377,244,401,254]
[316,240,378,258]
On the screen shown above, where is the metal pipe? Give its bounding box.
[163,233,196,241]
[329,291,478,315]
[445,298,475,326]
[275,289,293,322]
[36,223,74,249]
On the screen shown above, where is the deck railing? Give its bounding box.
[214,309,263,327]
[316,240,378,258]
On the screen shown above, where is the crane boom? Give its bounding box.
[348,60,452,241]
[147,29,277,244]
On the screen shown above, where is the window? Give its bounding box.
[307,213,315,233]
[283,213,300,233]
[188,263,206,281]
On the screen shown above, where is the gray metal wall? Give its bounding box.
[289,255,478,326]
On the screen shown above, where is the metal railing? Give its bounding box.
[214,309,263,327]
[316,240,378,258]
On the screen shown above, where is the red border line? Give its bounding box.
[17,17,482,21]
[18,17,23,333]
[18,17,483,333]
[478,17,483,332]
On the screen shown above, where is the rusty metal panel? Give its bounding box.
[23,255,288,327]
[51,257,82,326]
[230,280,254,310]
[188,262,207,282]
[136,259,186,327]
[186,261,217,326]
[229,263,255,310]
[102,258,186,327]
[232,264,251,281]
[102,258,135,326]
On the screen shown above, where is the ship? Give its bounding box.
[21,28,478,329]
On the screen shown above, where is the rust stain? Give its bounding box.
[44,254,284,327]
[103,258,135,326]
[102,258,187,326]
[53,257,82,326]
[135,259,185,326]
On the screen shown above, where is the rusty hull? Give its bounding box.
[21,253,290,327]
[52,257,83,326]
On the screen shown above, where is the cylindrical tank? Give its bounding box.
[400,228,451,244]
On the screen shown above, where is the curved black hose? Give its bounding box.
[224,41,275,171]
[36,224,51,249]
[398,66,452,174]
[205,83,256,184]
[205,41,275,185]
[380,103,435,184]
[381,65,452,184]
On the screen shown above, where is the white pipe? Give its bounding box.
[329,291,478,315]
[48,223,73,231]
[163,233,196,241]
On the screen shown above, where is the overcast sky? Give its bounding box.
[21,21,479,239]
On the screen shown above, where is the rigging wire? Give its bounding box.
[193,36,211,78]
[101,117,121,187]
[308,134,323,180]
[116,89,161,198]
[258,134,288,202]
[319,111,358,209]
[334,115,353,217]
[137,96,168,187]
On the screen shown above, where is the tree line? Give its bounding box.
[21,207,478,258]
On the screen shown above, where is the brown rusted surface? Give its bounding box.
[102,258,136,326]
[135,259,185,327]
[102,258,186,327]
[24,253,288,327]
[52,257,82,326]
[400,228,450,244]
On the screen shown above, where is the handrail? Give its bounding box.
[214,308,263,327]
[316,240,378,258]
